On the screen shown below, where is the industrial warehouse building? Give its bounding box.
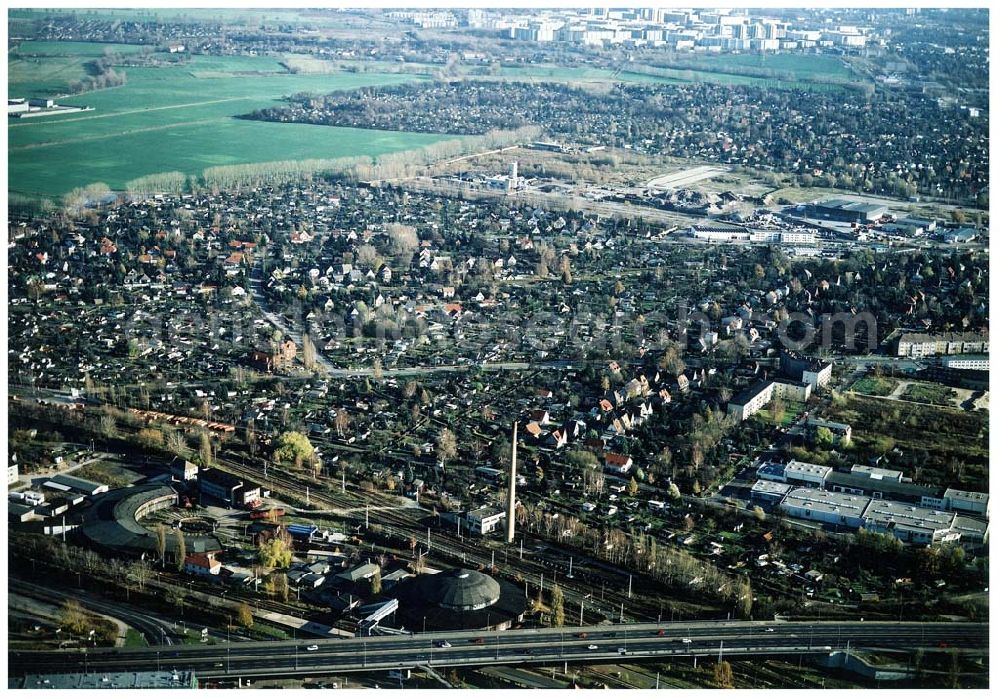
[778,487,967,545]
[77,484,222,558]
[807,198,888,223]
[689,225,816,245]
[756,456,989,545]
[392,568,528,632]
[198,469,261,509]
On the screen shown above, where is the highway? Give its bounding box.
[9,621,986,679]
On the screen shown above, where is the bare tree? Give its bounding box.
[436,428,457,472]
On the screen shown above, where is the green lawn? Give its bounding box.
[850,376,899,397]
[9,47,444,199]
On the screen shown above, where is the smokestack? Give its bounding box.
[510,160,518,183]
[506,422,517,543]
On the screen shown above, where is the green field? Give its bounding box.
[901,382,957,406]
[850,376,899,397]
[681,52,854,80]
[10,41,146,96]
[9,48,444,199]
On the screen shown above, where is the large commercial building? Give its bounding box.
[750,479,792,507]
[779,488,870,529]
[861,500,959,545]
[896,331,989,358]
[808,198,888,223]
[940,488,990,519]
[690,226,816,245]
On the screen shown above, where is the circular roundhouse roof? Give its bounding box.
[417,568,501,611]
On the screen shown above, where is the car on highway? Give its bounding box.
[618,647,627,655]
[469,637,484,644]
[681,638,692,644]
[577,632,588,639]
[764,628,775,633]
[587,644,599,650]
[435,640,452,648]
[655,629,666,636]
[305,645,319,651]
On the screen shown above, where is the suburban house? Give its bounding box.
[604,453,633,475]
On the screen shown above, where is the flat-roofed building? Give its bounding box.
[809,198,887,223]
[826,470,936,504]
[850,464,902,481]
[940,354,989,371]
[942,488,990,519]
[750,480,792,506]
[950,516,989,546]
[466,506,506,535]
[779,487,870,528]
[784,460,832,488]
[861,500,958,545]
[756,461,788,483]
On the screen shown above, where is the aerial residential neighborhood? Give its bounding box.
[7,5,990,691]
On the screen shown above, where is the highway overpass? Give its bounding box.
[9,621,986,680]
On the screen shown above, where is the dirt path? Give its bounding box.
[8,95,252,129]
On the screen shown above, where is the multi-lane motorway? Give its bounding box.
[9,621,987,679]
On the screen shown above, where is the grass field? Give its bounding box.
[8,48,443,199]
[9,41,146,96]
[825,393,988,490]
[679,52,854,81]
[849,376,899,396]
[901,382,957,406]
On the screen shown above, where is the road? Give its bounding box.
[8,620,986,679]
